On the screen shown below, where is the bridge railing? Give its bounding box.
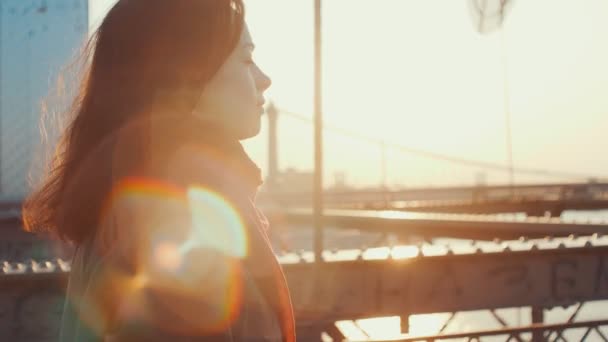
[371,319,608,342]
[2,233,608,341]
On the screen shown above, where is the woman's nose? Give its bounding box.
[256,66,272,91]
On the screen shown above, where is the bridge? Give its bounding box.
[260,182,608,217]
[0,0,606,340]
[1,234,608,341]
[266,208,608,242]
[1,204,608,341]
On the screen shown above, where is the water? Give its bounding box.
[274,210,608,341]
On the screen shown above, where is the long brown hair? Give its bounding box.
[23,0,245,245]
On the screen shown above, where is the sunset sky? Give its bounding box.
[90,0,608,188]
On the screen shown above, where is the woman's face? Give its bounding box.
[194,24,271,140]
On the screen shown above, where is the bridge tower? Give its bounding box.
[266,102,279,190]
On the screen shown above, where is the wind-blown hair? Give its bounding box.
[23,0,245,244]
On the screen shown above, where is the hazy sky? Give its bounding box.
[89,0,608,188]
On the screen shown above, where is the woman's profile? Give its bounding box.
[22,0,296,340]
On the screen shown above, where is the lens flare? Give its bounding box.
[186,186,248,258]
[72,177,250,336]
[154,241,183,272]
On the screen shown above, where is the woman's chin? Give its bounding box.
[237,122,261,140]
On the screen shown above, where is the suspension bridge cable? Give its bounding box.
[277,108,603,181]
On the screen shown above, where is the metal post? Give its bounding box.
[381,140,387,189]
[381,141,388,208]
[400,315,410,335]
[500,28,515,192]
[313,0,324,264]
[531,306,544,342]
[0,0,3,194]
[266,102,279,191]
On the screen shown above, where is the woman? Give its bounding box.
[22,0,295,341]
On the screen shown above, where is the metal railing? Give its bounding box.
[374,319,608,342]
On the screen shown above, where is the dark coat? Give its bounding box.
[58,116,296,341]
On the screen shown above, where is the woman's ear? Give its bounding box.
[148,86,203,116]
